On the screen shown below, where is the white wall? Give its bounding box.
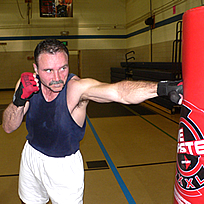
[0,0,203,52]
[0,0,204,88]
[126,0,202,51]
[0,0,126,52]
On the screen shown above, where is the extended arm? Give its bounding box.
[78,78,182,105]
[114,80,158,104]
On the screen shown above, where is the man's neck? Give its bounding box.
[41,85,59,102]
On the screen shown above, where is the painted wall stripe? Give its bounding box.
[0,13,183,41]
[86,116,136,204]
[0,35,126,41]
[155,13,183,29]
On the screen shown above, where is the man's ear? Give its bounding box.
[33,63,38,75]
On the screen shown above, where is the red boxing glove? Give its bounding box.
[13,72,39,107]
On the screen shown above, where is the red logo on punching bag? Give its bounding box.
[174,100,204,203]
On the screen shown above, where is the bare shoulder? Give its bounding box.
[67,75,86,95]
[68,76,101,86]
[67,76,102,95]
[67,76,106,110]
[66,76,95,126]
[66,76,92,111]
[68,76,119,104]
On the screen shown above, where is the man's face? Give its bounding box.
[34,51,69,93]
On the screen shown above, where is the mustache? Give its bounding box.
[49,80,64,86]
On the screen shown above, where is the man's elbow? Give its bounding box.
[2,124,14,134]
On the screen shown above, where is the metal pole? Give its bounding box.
[150,0,153,62]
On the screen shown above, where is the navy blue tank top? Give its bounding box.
[26,74,86,157]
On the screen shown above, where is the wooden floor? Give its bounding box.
[0,91,180,204]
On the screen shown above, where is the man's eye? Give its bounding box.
[46,69,51,73]
[61,67,66,71]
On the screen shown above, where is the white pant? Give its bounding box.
[19,141,84,204]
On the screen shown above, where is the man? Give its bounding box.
[2,39,183,204]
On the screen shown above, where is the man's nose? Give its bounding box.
[53,71,60,81]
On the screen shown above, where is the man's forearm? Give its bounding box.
[116,80,158,104]
[2,103,25,133]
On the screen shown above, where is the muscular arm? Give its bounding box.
[79,79,158,104]
[2,103,27,133]
[69,77,182,127]
[114,80,158,104]
[2,78,29,133]
[2,73,37,133]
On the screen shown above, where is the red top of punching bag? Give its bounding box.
[182,6,204,109]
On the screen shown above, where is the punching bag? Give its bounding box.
[174,6,204,203]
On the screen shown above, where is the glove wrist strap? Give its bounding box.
[12,83,27,107]
[157,81,167,96]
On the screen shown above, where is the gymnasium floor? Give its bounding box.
[0,90,180,204]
